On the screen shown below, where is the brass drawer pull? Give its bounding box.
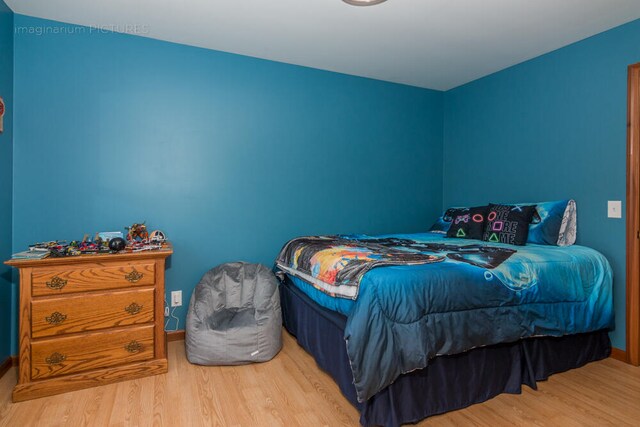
[45,312,67,325]
[124,340,143,353]
[125,269,144,283]
[46,276,68,290]
[46,352,67,365]
[124,302,143,315]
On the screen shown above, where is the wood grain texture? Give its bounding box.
[17,268,31,386]
[628,62,640,366]
[5,248,172,401]
[31,261,156,296]
[31,288,155,338]
[4,245,172,268]
[1,334,639,426]
[11,359,168,403]
[167,330,185,342]
[611,347,628,363]
[154,258,167,360]
[31,325,155,380]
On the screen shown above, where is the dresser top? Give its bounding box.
[4,243,173,268]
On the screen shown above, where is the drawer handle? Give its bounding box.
[46,276,68,290]
[45,311,67,325]
[45,352,67,365]
[124,340,143,353]
[124,302,143,315]
[125,269,144,283]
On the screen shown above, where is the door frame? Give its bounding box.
[626,62,640,365]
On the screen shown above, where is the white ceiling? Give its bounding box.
[6,0,640,90]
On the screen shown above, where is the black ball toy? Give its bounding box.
[109,237,126,252]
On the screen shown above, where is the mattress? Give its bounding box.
[277,231,614,401]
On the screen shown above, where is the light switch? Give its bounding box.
[608,201,622,218]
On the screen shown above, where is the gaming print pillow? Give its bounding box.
[446,205,489,240]
[482,204,536,246]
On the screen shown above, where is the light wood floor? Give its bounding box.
[1,332,639,426]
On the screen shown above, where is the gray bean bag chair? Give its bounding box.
[185,262,282,365]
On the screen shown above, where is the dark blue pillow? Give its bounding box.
[521,200,576,246]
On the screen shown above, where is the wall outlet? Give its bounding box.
[171,290,182,307]
[164,306,170,316]
[608,200,622,218]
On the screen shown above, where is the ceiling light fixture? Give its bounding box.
[343,0,388,6]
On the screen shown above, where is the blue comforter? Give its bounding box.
[281,232,614,402]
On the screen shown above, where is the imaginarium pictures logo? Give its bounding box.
[15,23,151,36]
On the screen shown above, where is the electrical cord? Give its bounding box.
[171,306,180,330]
[163,294,181,331]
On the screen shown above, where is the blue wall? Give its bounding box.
[0,0,13,362]
[12,15,444,344]
[8,12,638,354]
[443,19,640,349]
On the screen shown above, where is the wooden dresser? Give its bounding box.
[4,247,173,402]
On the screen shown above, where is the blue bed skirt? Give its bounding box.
[280,277,611,427]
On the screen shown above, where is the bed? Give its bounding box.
[275,231,614,427]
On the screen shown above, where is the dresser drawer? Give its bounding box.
[31,262,155,296]
[31,325,155,380]
[31,288,155,338]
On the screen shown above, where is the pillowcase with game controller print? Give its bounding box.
[482,203,536,246]
[445,205,489,240]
